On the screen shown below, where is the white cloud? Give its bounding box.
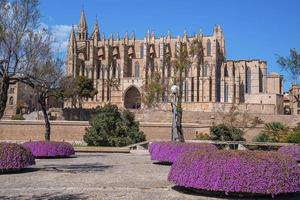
[39,23,75,55]
[50,24,74,54]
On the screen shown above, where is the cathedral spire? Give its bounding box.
[67,25,77,76]
[92,16,100,41]
[125,31,129,44]
[183,30,188,42]
[102,32,106,41]
[78,9,87,29]
[77,9,88,40]
[69,25,76,43]
[116,32,120,41]
[146,29,150,42]
[167,30,171,38]
[131,31,135,40]
[151,31,155,43]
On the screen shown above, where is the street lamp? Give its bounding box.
[171,85,179,141]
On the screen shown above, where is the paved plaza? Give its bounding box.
[0,151,299,200]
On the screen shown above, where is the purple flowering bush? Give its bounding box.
[0,143,35,173]
[168,150,300,197]
[22,141,75,158]
[278,145,300,162]
[149,141,217,163]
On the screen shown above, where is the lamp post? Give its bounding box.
[171,85,179,141]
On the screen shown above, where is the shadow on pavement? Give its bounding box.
[172,185,300,200]
[41,163,112,173]
[0,192,88,200]
[0,167,40,175]
[152,161,172,166]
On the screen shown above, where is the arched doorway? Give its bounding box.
[124,86,141,109]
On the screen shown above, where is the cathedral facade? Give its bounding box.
[66,10,284,114]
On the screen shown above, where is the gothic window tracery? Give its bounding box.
[259,67,263,93]
[224,82,228,102]
[135,62,140,78]
[203,63,209,77]
[96,63,100,79]
[224,65,229,77]
[246,67,251,94]
[140,43,144,58]
[207,39,211,56]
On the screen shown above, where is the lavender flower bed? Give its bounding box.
[278,145,300,162]
[168,150,300,197]
[149,141,217,163]
[22,141,75,158]
[0,143,35,173]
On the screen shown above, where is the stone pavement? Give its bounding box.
[0,151,299,200]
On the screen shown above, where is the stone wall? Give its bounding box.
[0,120,263,143]
[1,110,299,143]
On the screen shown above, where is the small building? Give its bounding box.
[4,82,37,119]
[286,85,300,115]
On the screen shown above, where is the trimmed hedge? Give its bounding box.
[0,143,35,173]
[168,150,300,197]
[278,145,300,162]
[22,141,75,158]
[149,141,217,163]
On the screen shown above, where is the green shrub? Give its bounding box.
[210,124,245,141]
[83,104,146,147]
[195,132,211,140]
[11,114,25,120]
[284,123,300,143]
[253,133,271,142]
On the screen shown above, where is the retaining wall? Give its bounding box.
[0,120,264,142]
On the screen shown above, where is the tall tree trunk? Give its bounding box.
[0,75,10,119]
[177,70,185,142]
[39,97,50,141]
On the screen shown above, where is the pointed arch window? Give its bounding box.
[96,64,101,79]
[112,59,117,78]
[224,65,229,77]
[135,62,140,78]
[246,67,251,94]
[102,64,106,78]
[207,39,211,56]
[259,67,263,93]
[140,43,144,58]
[224,82,228,102]
[203,64,209,77]
[9,96,14,105]
[117,63,121,79]
[81,63,85,76]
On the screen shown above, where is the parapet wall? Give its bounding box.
[1,110,299,143]
[0,120,270,143]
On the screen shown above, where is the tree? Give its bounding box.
[23,49,64,141]
[104,76,120,103]
[210,123,245,141]
[260,122,289,142]
[83,104,146,147]
[141,64,167,108]
[60,76,97,109]
[218,105,263,133]
[0,0,46,119]
[277,48,300,85]
[170,37,204,142]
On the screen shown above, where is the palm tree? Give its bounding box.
[104,77,120,103]
[261,122,289,142]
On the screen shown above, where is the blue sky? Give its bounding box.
[40,0,300,91]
